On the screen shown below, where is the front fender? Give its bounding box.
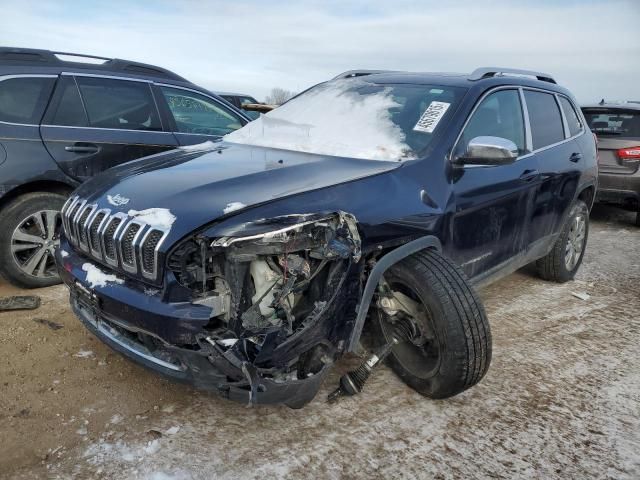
[347,235,442,352]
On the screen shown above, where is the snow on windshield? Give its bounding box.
[224,80,414,161]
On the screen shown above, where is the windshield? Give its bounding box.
[583,109,640,138]
[224,79,466,161]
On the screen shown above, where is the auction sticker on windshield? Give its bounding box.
[413,101,450,133]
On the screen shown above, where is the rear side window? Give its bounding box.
[161,87,244,136]
[524,90,565,149]
[0,77,55,124]
[42,76,88,127]
[558,96,582,137]
[457,89,526,156]
[582,109,640,138]
[75,77,161,131]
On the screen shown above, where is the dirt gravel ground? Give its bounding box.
[1,205,638,479]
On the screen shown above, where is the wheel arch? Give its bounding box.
[577,183,596,211]
[346,235,442,352]
[0,180,74,211]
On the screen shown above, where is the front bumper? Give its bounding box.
[56,240,330,407]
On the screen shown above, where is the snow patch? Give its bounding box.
[223,202,246,214]
[164,426,180,435]
[82,263,124,288]
[178,141,217,152]
[110,414,124,425]
[128,208,176,230]
[73,350,94,358]
[224,79,413,161]
[106,194,130,207]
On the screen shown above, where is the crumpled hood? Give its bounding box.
[73,142,401,245]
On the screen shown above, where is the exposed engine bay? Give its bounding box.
[167,212,362,405]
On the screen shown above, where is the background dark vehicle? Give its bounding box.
[0,47,250,288]
[582,103,640,226]
[215,91,261,119]
[56,68,597,408]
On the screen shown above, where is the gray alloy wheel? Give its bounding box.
[11,209,61,279]
[564,213,587,271]
[535,199,589,283]
[0,192,66,288]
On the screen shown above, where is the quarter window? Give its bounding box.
[0,77,55,124]
[457,89,526,157]
[558,96,582,137]
[524,90,565,149]
[75,77,161,131]
[161,87,244,136]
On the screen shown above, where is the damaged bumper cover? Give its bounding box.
[58,211,362,407]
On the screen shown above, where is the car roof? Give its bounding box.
[0,47,191,86]
[332,67,572,96]
[214,91,256,98]
[581,102,640,111]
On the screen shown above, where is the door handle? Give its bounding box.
[519,169,540,182]
[569,152,582,163]
[64,143,100,154]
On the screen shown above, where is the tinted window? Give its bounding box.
[558,96,582,137]
[0,77,55,124]
[76,77,161,131]
[582,109,640,138]
[458,89,526,156]
[162,87,244,136]
[42,76,88,127]
[524,90,565,149]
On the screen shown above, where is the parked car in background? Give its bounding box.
[56,67,596,408]
[0,47,250,288]
[582,102,640,226]
[215,91,261,119]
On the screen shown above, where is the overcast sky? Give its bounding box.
[2,0,639,102]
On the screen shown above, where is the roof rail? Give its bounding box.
[332,69,399,80]
[469,67,556,84]
[0,47,188,82]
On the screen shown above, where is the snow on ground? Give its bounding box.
[3,207,638,479]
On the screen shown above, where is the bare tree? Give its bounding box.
[265,87,296,105]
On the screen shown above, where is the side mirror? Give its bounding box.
[458,136,519,166]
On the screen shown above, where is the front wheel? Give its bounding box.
[536,199,589,283]
[371,249,492,399]
[0,192,66,288]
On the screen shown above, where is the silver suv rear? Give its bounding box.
[582,102,640,226]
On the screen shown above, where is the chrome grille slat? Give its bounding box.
[77,204,97,252]
[63,196,169,282]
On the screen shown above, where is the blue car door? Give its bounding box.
[448,88,542,281]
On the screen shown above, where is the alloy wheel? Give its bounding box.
[565,214,586,271]
[11,209,61,279]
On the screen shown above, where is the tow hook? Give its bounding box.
[327,317,416,403]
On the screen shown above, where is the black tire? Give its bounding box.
[0,192,67,288]
[371,249,492,399]
[536,199,589,283]
[635,211,640,228]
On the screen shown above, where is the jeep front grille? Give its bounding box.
[61,196,170,281]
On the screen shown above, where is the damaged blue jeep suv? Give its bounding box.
[56,68,597,407]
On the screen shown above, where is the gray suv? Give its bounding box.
[582,102,640,226]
